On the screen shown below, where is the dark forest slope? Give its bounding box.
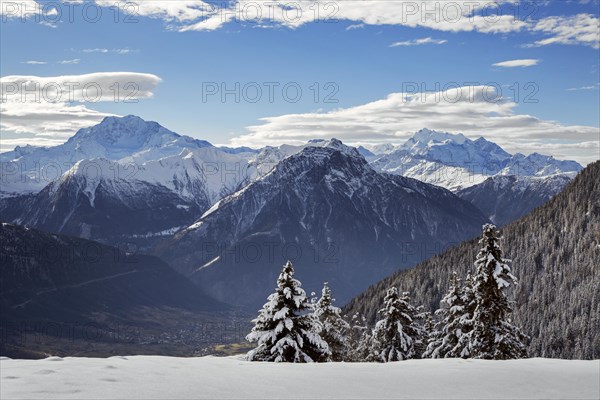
[345,161,600,359]
[0,223,235,358]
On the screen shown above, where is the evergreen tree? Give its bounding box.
[370,287,422,362]
[424,271,469,358]
[469,224,528,359]
[346,313,373,362]
[246,261,330,362]
[415,309,433,358]
[314,282,350,361]
[456,272,477,357]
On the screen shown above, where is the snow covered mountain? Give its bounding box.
[0,115,249,197]
[159,140,489,309]
[369,128,582,192]
[457,174,572,226]
[0,116,257,248]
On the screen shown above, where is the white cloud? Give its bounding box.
[58,59,80,65]
[105,0,527,34]
[1,72,161,103]
[0,135,69,153]
[21,61,47,65]
[114,48,136,54]
[95,0,213,22]
[1,0,42,17]
[0,102,116,142]
[492,59,540,68]
[1,0,58,26]
[4,1,598,50]
[0,72,161,139]
[39,20,57,28]
[390,37,448,47]
[346,23,365,31]
[122,1,598,51]
[566,83,600,91]
[82,48,109,53]
[526,14,600,49]
[79,48,136,54]
[228,85,599,165]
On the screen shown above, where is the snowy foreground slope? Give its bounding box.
[1,356,598,400]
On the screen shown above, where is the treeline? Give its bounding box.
[345,161,600,360]
[245,224,528,362]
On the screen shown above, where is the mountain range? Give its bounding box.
[0,116,584,308]
[366,128,581,192]
[0,116,260,249]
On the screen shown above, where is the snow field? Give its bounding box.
[1,356,598,400]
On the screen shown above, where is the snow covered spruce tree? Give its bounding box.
[346,313,373,362]
[415,309,433,358]
[246,261,330,362]
[469,224,528,359]
[370,287,424,362]
[424,271,470,358]
[456,272,477,357]
[314,282,350,361]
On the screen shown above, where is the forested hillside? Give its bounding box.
[345,161,600,359]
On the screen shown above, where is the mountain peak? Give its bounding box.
[64,115,189,160]
[322,138,361,156]
[75,115,178,141]
[101,114,145,124]
[410,128,469,146]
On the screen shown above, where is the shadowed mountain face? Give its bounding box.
[1,170,208,248]
[457,174,572,226]
[159,142,489,310]
[0,161,207,251]
[0,223,236,358]
[345,161,600,360]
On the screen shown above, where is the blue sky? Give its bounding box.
[1,0,599,163]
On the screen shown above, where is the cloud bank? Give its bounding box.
[527,14,600,49]
[0,72,161,142]
[4,1,598,48]
[228,85,599,165]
